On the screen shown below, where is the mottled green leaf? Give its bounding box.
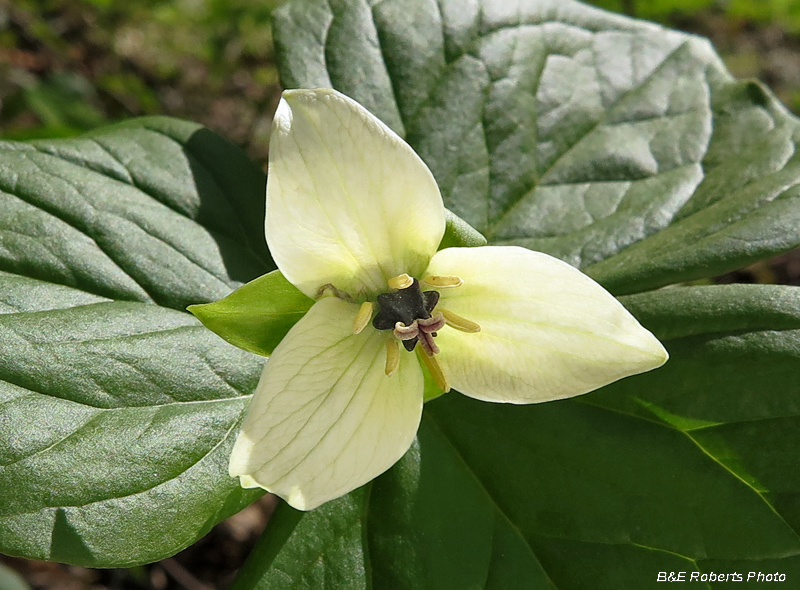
[0,118,273,566]
[0,116,272,309]
[274,0,800,294]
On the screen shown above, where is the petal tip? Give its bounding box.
[280,87,346,111]
[282,87,334,98]
[266,85,445,298]
[634,327,670,371]
[650,339,670,368]
[233,473,319,511]
[286,488,315,511]
[237,474,263,489]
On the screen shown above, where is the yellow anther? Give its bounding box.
[439,307,481,333]
[352,301,374,334]
[385,338,400,377]
[421,275,463,288]
[417,348,451,393]
[387,273,414,290]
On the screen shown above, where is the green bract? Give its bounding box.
[189,270,313,357]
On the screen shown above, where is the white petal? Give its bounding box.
[229,297,423,510]
[427,247,668,403]
[266,88,445,299]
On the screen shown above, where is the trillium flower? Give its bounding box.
[228,88,668,510]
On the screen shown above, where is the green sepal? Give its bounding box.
[188,270,314,357]
[421,359,447,403]
[439,209,487,250]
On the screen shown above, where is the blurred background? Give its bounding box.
[1,0,799,588]
[0,0,282,162]
[4,0,800,167]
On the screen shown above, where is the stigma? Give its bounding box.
[375,271,480,342]
[357,273,480,393]
[371,277,440,352]
[393,312,446,356]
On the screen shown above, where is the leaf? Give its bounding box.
[0,272,266,566]
[586,80,800,294]
[188,270,314,357]
[234,284,800,588]
[230,491,368,590]
[273,0,800,294]
[0,118,274,566]
[0,116,272,310]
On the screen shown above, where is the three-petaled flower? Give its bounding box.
[227,88,668,510]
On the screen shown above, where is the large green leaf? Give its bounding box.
[0,116,272,309]
[273,0,800,295]
[234,284,800,588]
[0,118,273,566]
[4,0,800,582]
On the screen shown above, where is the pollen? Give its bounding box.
[384,338,400,376]
[352,301,374,334]
[439,307,481,333]
[387,273,414,290]
[418,348,450,393]
[421,275,463,288]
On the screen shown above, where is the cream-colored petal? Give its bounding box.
[427,247,668,403]
[229,297,423,510]
[266,88,445,300]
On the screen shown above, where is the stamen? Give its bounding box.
[316,283,355,301]
[421,275,463,288]
[439,307,481,333]
[352,302,374,334]
[393,321,419,341]
[417,348,451,393]
[387,273,414,290]
[385,338,400,376]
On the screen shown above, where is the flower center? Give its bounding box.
[350,274,481,393]
[372,278,441,353]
